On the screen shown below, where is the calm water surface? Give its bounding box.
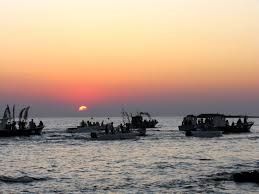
[0,117,259,193]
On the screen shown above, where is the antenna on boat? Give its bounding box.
[12,104,15,122]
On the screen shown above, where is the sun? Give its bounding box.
[78,105,88,112]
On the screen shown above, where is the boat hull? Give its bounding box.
[220,122,253,134]
[179,122,253,134]
[178,125,196,131]
[186,130,223,138]
[0,126,44,137]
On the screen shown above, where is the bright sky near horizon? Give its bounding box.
[0,0,259,116]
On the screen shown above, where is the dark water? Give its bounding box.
[0,117,259,193]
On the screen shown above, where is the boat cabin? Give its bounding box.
[182,115,197,126]
[197,114,226,127]
[131,115,143,126]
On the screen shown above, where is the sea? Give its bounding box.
[0,117,259,193]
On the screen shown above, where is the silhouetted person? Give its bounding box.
[110,122,114,134]
[237,118,242,127]
[11,121,16,130]
[29,119,35,129]
[120,123,124,133]
[6,122,11,130]
[38,121,44,127]
[105,125,109,134]
[226,120,229,126]
[80,120,86,127]
[22,121,26,129]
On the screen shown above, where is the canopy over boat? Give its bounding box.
[197,114,259,119]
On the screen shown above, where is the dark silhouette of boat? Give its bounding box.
[185,130,223,138]
[179,114,258,134]
[122,110,158,129]
[0,105,44,137]
[0,125,44,137]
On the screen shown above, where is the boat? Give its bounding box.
[185,129,223,138]
[66,120,111,133]
[0,105,44,137]
[90,131,139,141]
[0,123,44,137]
[179,113,258,134]
[122,110,158,129]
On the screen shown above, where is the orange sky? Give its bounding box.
[0,0,259,115]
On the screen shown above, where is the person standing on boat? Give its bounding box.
[38,121,44,127]
[110,122,115,134]
[236,118,243,128]
[80,120,86,127]
[120,123,124,133]
[226,120,229,126]
[11,121,16,130]
[105,124,109,134]
[29,119,35,129]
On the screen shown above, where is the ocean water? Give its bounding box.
[0,117,259,193]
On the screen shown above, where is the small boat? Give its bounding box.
[66,119,112,133]
[0,105,44,137]
[90,131,139,141]
[185,130,223,138]
[0,126,44,137]
[179,114,258,134]
[122,110,158,129]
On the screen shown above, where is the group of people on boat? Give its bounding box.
[130,115,158,128]
[182,116,249,128]
[226,117,248,128]
[104,123,131,134]
[80,120,106,128]
[4,119,44,131]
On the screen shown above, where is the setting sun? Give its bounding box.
[78,106,87,112]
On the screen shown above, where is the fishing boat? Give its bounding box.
[0,123,44,137]
[179,114,257,134]
[122,110,158,129]
[0,105,44,137]
[66,120,111,133]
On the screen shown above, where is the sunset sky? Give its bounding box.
[1,0,259,116]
